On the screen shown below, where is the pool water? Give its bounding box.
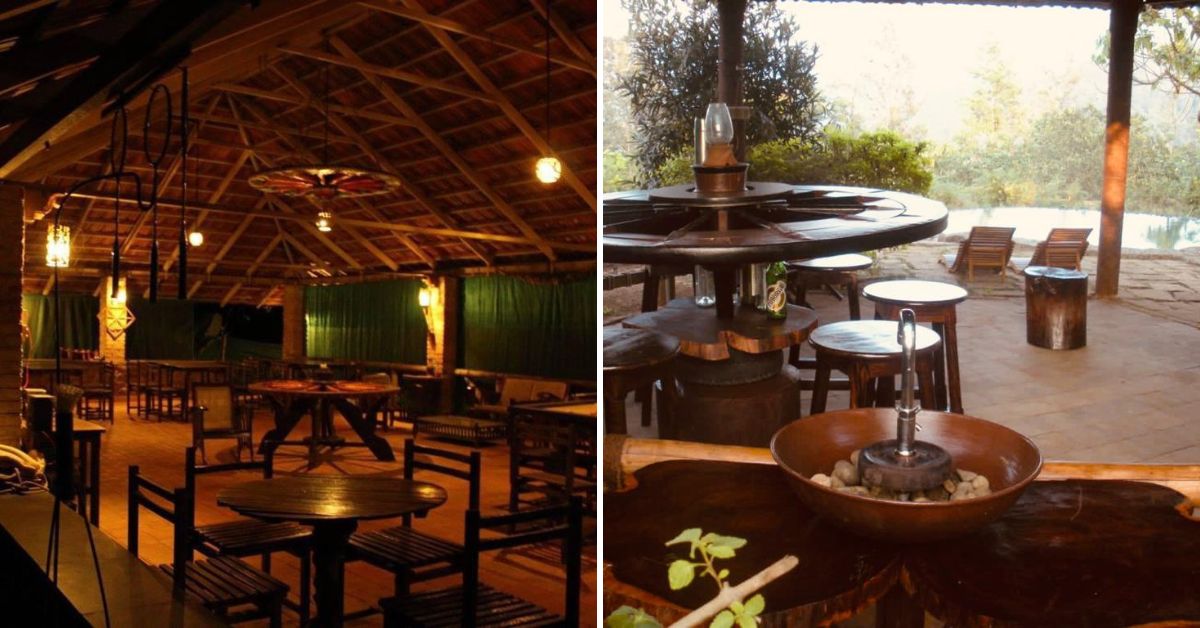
[943,207,1200,251]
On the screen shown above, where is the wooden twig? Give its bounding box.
[668,555,800,628]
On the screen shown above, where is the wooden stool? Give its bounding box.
[808,320,942,414]
[862,280,968,414]
[1024,266,1087,350]
[603,327,679,435]
[787,253,873,320]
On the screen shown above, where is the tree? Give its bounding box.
[1096,8,1200,103]
[962,43,1026,148]
[617,0,824,185]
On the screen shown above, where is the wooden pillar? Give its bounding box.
[1096,0,1140,298]
[282,285,305,359]
[98,276,128,391]
[425,276,459,413]
[717,0,749,161]
[0,185,26,446]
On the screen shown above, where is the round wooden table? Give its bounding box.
[808,320,942,413]
[252,380,401,464]
[218,475,447,627]
[603,327,680,435]
[788,253,874,319]
[862,280,968,413]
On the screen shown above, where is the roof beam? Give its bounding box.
[528,0,596,72]
[395,0,595,213]
[354,1,593,75]
[211,82,415,128]
[221,231,283,305]
[329,36,557,261]
[277,44,495,104]
[0,0,243,177]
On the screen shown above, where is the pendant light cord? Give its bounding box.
[544,0,551,149]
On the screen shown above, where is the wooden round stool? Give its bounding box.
[862,280,968,414]
[787,253,874,320]
[808,320,942,414]
[603,326,680,435]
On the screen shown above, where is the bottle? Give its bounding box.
[693,265,715,308]
[764,261,788,319]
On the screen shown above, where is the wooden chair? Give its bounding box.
[348,440,480,601]
[1010,227,1092,271]
[80,360,115,422]
[363,371,403,430]
[127,465,288,627]
[191,383,252,464]
[145,363,186,420]
[941,226,1016,281]
[184,447,312,625]
[380,497,583,628]
[509,414,595,514]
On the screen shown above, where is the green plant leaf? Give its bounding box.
[735,616,757,628]
[730,600,744,614]
[604,606,663,628]
[707,545,737,559]
[668,560,696,590]
[665,528,702,547]
[708,535,748,550]
[717,568,730,581]
[710,610,735,628]
[743,594,765,617]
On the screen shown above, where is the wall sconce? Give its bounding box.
[418,282,437,332]
[100,276,135,340]
[46,224,70,267]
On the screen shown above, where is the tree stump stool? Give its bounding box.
[863,280,968,414]
[787,253,874,320]
[1024,266,1087,350]
[602,327,680,435]
[808,320,942,414]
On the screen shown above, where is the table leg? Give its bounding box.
[89,436,100,526]
[931,322,949,412]
[76,439,89,523]
[310,520,357,628]
[603,391,627,435]
[848,276,861,320]
[332,398,395,462]
[258,396,314,454]
[944,317,963,414]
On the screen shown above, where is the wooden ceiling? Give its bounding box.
[0,0,596,306]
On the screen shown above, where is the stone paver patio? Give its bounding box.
[604,237,1200,463]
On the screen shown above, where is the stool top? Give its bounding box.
[790,253,873,272]
[603,326,680,373]
[862,280,968,307]
[809,320,941,358]
[1023,266,1087,280]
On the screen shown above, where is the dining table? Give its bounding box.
[217,475,446,628]
[252,379,400,464]
[605,440,1200,626]
[148,359,230,418]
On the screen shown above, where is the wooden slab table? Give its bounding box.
[621,299,818,446]
[606,457,1200,626]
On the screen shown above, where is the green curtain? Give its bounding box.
[126,298,196,359]
[305,280,427,363]
[21,294,99,358]
[459,275,595,380]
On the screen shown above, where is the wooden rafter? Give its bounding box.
[212,82,415,128]
[276,44,495,104]
[528,0,596,72]
[355,1,594,75]
[221,231,283,305]
[395,0,596,213]
[329,36,558,261]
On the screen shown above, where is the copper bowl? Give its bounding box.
[770,408,1042,543]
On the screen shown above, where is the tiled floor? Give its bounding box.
[80,408,596,626]
[613,266,1200,464]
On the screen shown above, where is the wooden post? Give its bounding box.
[1096,0,1140,298]
[425,276,459,413]
[282,285,305,359]
[0,185,26,446]
[717,0,749,162]
[98,276,128,392]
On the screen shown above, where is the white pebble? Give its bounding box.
[833,460,859,486]
[957,468,978,482]
[830,475,845,489]
[943,479,958,494]
[810,473,832,487]
[972,475,990,491]
[838,486,871,497]
[850,449,861,466]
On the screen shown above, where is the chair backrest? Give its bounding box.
[967,226,1015,250]
[184,445,272,509]
[402,438,481,526]
[127,465,192,589]
[511,417,580,491]
[1046,227,1092,244]
[1041,241,1084,269]
[461,497,583,627]
[499,377,568,406]
[191,384,237,431]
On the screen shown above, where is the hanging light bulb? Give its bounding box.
[188,230,204,247]
[46,224,70,267]
[535,156,561,184]
[315,211,333,232]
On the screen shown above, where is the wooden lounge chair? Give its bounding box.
[941,226,1016,281]
[1010,227,1092,271]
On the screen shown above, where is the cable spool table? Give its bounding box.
[605,185,948,446]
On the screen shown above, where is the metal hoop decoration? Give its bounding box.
[108,105,128,175]
[142,84,172,167]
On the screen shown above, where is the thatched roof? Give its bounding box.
[1,0,596,306]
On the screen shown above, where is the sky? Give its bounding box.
[603,1,1198,143]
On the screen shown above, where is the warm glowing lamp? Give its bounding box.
[315,211,333,232]
[418,287,432,308]
[108,276,127,305]
[46,224,70,267]
[188,231,204,247]
[535,156,561,184]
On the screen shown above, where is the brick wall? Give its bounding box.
[425,276,459,412]
[0,185,26,446]
[98,277,127,392]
